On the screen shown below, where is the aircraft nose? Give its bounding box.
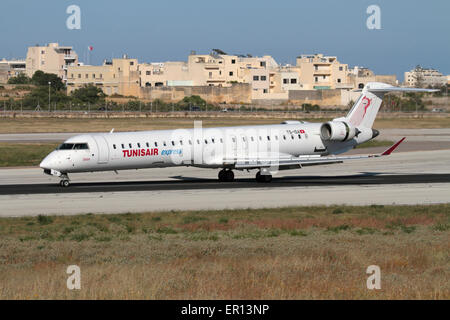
[40,152,55,169]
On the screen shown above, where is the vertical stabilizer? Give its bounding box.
[344,82,438,129]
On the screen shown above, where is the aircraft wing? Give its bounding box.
[228,138,405,170]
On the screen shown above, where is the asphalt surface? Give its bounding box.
[1,173,450,195]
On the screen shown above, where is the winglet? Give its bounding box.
[381,137,406,156]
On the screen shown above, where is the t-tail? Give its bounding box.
[344,82,437,129]
[320,82,437,153]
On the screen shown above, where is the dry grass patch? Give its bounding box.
[0,205,448,299]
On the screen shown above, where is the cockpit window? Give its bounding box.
[73,143,89,150]
[58,143,74,150]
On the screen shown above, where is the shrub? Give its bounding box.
[37,215,53,225]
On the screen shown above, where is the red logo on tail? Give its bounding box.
[362,96,372,117]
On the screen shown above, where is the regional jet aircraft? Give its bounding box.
[40,82,436,187]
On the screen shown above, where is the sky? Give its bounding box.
[0,0,449,81]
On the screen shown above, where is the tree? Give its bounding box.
[31,70,65,91]
[7,73,31,84]
[178,95,206,108]
[23,86,70,108]
[71,84,106,104]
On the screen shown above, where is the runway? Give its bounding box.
[1,173,450,195]
[0,149,449,217]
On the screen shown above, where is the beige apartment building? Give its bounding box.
[0,59,26,83]
[295,54,351,90]
[66,57,140,97]
[138,51,278,99]
[404,66,447,87]
[348,66,397,89]
[26,43,78,81]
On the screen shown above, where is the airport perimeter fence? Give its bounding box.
[0,99,448,116]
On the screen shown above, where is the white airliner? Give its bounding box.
[40,82,436,187]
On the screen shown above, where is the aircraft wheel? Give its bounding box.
[218,169,226,182]
[60,180,70,187]
[225,170,234,182]
[256,171,272,183]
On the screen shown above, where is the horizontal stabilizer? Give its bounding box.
[381,137,406,156]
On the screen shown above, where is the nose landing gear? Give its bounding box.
[218,169,234,182]
[58,173,70,187]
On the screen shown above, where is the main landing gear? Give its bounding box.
[256,170,272,183]
[218,169,234,182]
[58,173,70,187]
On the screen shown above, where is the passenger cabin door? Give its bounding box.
[93,136,110,164]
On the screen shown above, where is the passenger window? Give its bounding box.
[232,137,236,143]
[259,136,262,141]
[211,138,215,143]
[283,135,286,140]
[298,134,301,139]
[163,141,167,146]
[291,135,294,140]
[250,137,254,142]
[204,139,208,144]
[267,136,270,141]
[180,140,183,145]
[189,140,192,145]
[137,143,141,148]
[275,136,278,140]
[171,141,175,146]
[129,143,132,148]
[220,138,223,143]
[121,144,125,149]
[113,144,116,149]
[154,142,158,147]
[197,140,200,144]
[146,142,149,148]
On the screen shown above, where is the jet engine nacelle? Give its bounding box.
[320,121,358,142]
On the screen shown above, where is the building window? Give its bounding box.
[337,78,341,83]
[93,74,96,79]
[339,66,343,71]
[41,50,45,54]
[231,59,236,64]
[291,79,297,84]
[261,76,267,81]
[260,61,266,67]
[283,79,288,84]
[229,71,233,76]
[85,74,88,79]
[209,72,212,78]
[130,62,134,66]
[315,77,318,82]
[263,89,268,93]
[99,74,103,79]
[146,71,151,75]
[253,76,259,81]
